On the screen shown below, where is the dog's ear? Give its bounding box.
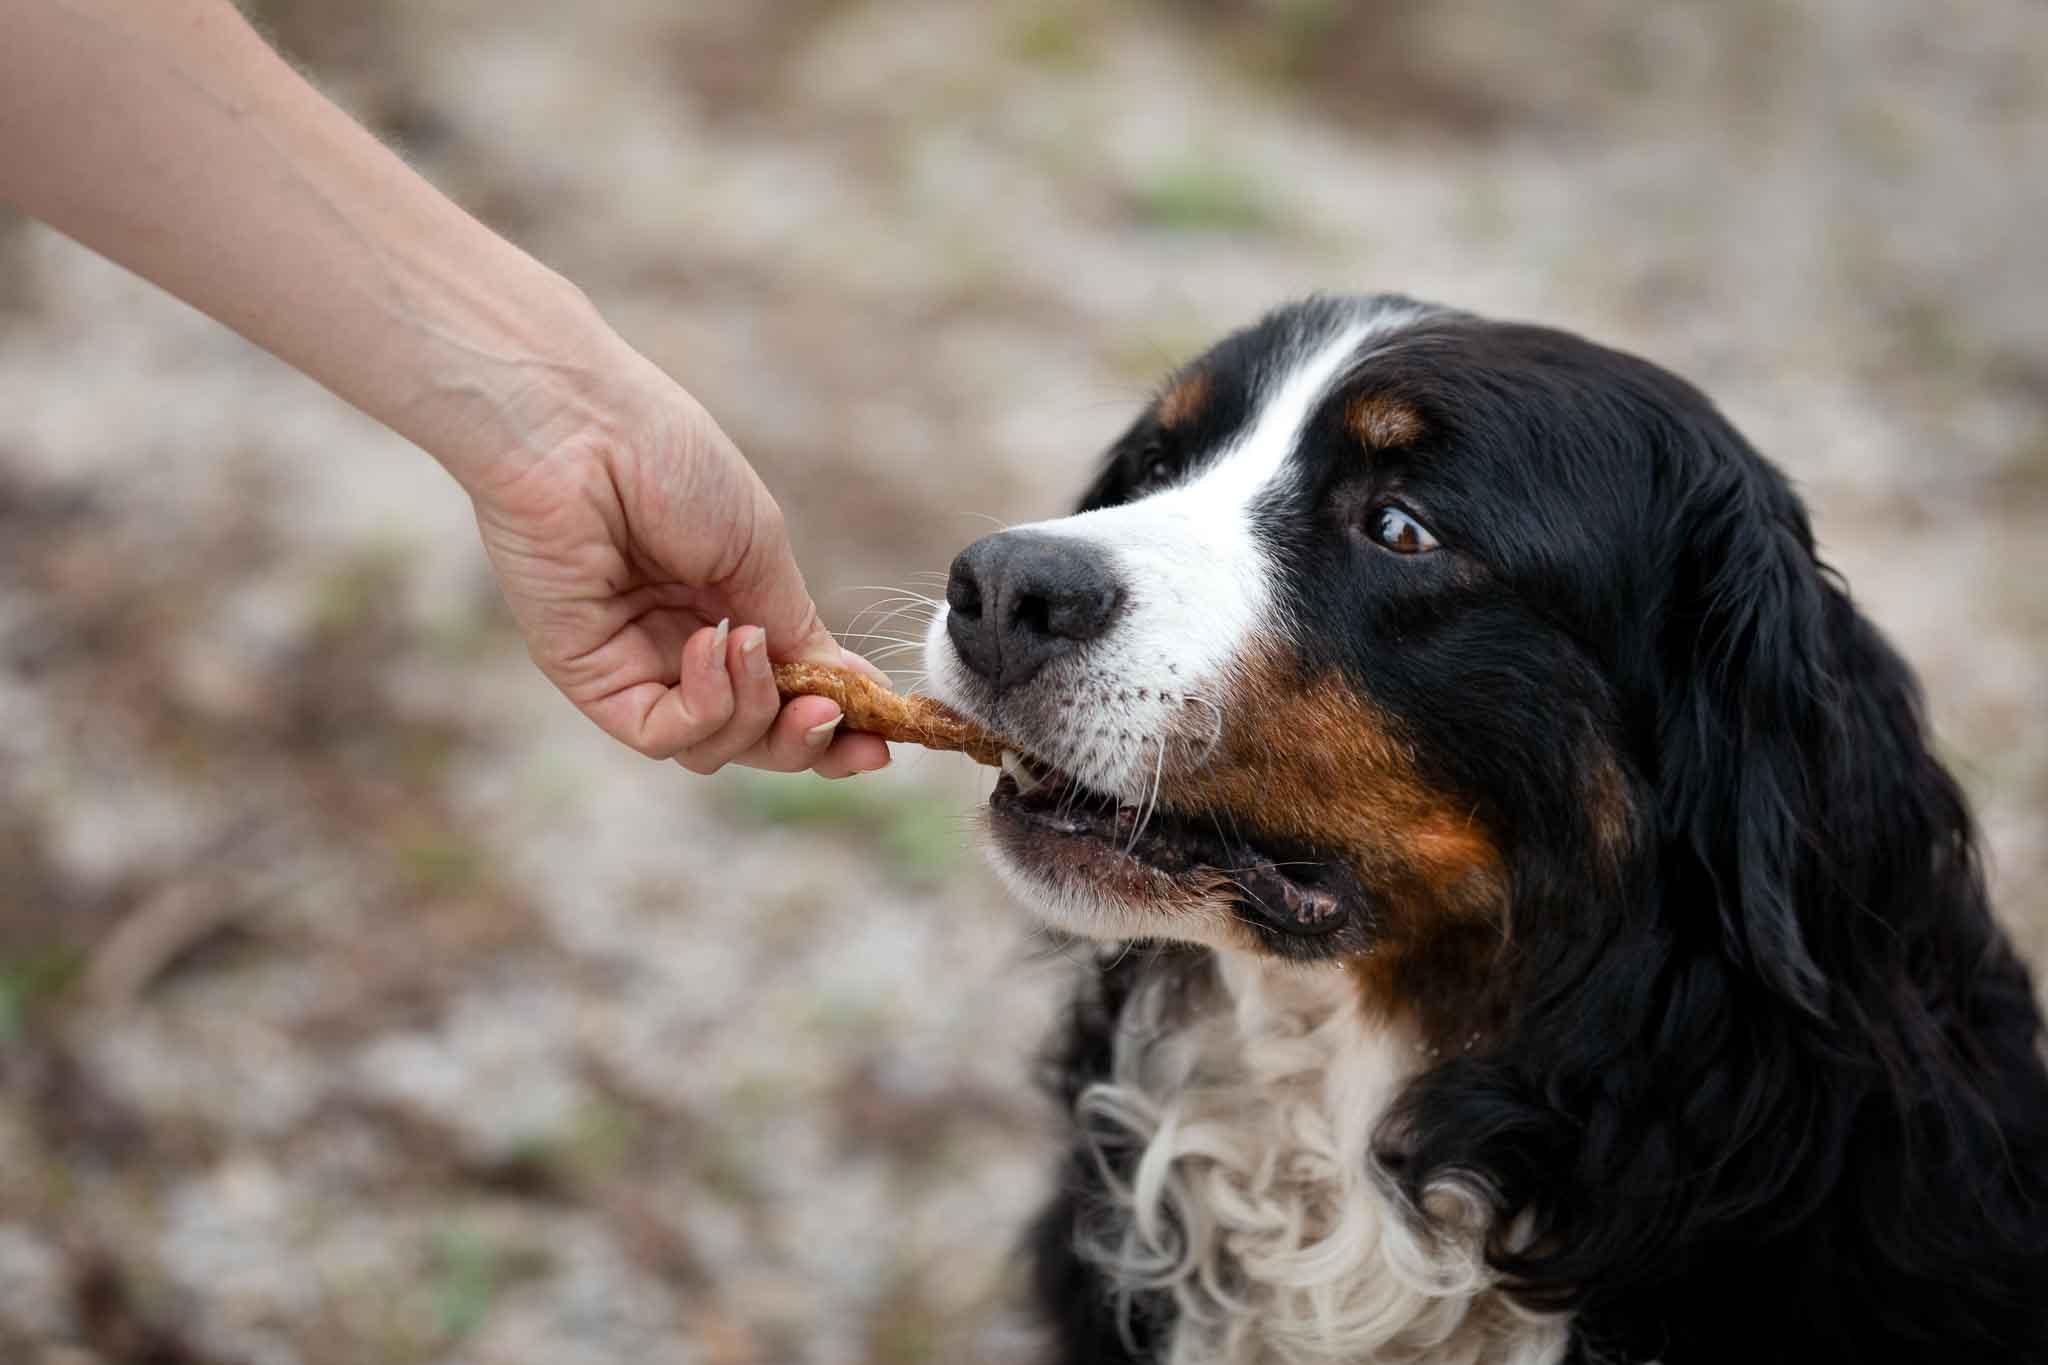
[1652,440,1960,1019]
[1655,465,1834,1012]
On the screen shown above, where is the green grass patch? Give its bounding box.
[1128,164,1271,235]
[734,771,887,829]
[430,1225,495,1342]
[864,1271,945,1364]
[428,1222,549,1343]
[1005,7,1093,69]
[0,946,85,1041]
[395,828,484,893]
[879,798,965,881]
[688,1130,761,1204]
[550,1099,639,1182]
[733,775,964,883]
[1219,0,1348,86]
[308,542,411,637]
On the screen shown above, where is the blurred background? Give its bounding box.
[1,1,2044,1361]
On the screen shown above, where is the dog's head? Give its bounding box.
[923,293,1977,1047]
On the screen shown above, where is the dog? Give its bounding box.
[918,296,2048,1364]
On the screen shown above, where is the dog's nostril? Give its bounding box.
[946,552,984,620]
[1011,592,1052,639]
[1045,585,1121,641]
[946,530,1122,691]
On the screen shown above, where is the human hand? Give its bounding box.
[466,348,892,777]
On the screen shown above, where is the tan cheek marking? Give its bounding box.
[1346,921,1502,1033]
[1157,372,1211,429]
[1349,951,1417,1028]
[1346,394,1425,449]
[1160,645,1506,1013]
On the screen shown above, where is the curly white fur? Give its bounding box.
[1072,952,1570,1365]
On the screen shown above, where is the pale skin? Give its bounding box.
[0,0,891,777]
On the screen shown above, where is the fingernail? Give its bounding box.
[804,716,842,750]
[742,628,769,679]
[708,618,731,672]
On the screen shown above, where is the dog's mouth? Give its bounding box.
[988,750,1357,937]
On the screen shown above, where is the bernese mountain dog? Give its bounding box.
[917,296,2048,1364]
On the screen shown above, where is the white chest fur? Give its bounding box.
[1070,952,1569,1365]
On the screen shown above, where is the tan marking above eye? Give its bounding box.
[1156,372,1211,429]
[1346,394,1425,450]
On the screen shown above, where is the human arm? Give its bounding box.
[0,0,888,775]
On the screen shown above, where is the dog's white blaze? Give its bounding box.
[1017,315,1376,738]
[1080,952,1570,1365]
[924,298,1427,803]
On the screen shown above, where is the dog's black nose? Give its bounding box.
[946,531,1121,691]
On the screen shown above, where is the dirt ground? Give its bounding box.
[2,2,2044,1362]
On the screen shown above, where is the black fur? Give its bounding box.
[1025,298,2048,1363]
[1029,944,1187,1365]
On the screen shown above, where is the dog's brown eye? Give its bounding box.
[1368,505,1439,554]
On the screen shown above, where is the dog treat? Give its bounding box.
[774,662,1004,767]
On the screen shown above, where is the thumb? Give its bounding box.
[728,498,841,668]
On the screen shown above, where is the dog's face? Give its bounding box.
[924,295,1734,1014]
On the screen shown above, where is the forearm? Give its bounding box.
[0,0,622,494]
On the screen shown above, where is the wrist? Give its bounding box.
[408,264,647,501]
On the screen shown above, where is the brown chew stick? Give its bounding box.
[774,662,1004,767]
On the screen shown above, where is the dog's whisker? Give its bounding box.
[1127,733,1168,857]
[833,631,928,649]
[841,611,908,642]
[849,603,939,629]
[1203,861,1325,876]
[839,624,927,640]
[1176,693,1228,769]
[838,587,943,642]
[847,594,942,619]
[844,584,943,601]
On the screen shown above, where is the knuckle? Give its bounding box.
[647,695,726,761]
[689,693,736,735]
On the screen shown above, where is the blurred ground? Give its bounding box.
[1,2,2044,1362]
